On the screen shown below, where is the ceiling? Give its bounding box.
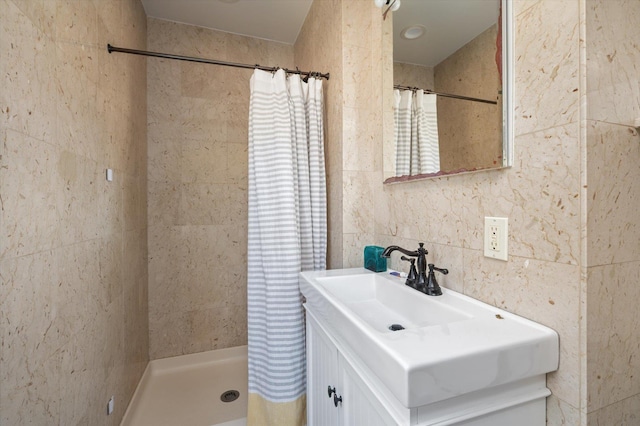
[140,0,314,44]
[140,0,498,68]
[393,0,499,67]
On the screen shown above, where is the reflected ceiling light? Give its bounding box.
[219,0,240,3]
[401,25,426,40]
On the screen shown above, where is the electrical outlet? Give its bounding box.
[484,217,508,261]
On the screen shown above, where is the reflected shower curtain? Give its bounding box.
[394,89,440,175]
[247,69,327,426]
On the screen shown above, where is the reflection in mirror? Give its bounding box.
[384,0,513,183]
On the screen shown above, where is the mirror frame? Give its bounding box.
[384,0,514,184]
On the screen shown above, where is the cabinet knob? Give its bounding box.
[327,386,335,398]
[333,393,342,407]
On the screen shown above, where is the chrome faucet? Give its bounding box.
[381,243,447,296]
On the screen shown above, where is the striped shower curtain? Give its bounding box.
[247,69,327,426]
[394,89,440,176]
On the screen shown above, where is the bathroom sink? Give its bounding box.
[299,268,559,408]
[317,273,472,332]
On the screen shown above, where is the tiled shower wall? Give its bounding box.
[146,18,294,359]
[0,0,149,424]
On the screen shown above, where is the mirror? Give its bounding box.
[384,0,513,183]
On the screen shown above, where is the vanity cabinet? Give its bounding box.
[306,308,398,426]
[304,299,552,426]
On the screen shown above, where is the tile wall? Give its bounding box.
[294,0,344,268]
[434,26,502,171]
[376,1,584,423]
[146,18,294,359]
[0,0,149,424]
[585,0,640,423]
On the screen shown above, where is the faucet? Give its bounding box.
[382,243,448,296]
[381,243,430,293]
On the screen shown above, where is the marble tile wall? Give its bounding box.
[585,0,640,423]
[0,0,148,425]
[294,0,344,269]
[393,62,434,89]
[434,26,503,171]
[340,0,388,268]
[146,18,294,359]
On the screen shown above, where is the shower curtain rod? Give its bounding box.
[394,84,498,105]
[107,44,330,80]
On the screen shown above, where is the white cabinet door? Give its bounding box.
[306,308,398,426]
[339,353,399,426]
[306,312,340,426]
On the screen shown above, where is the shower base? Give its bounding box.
[121,345,248,426]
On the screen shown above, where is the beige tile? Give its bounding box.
[226,32,270,65]
[587,393,640,426]
[147,58,182,123]
[180,61,229,100]
[343,171,376,235]
[180,139,228,183]
[546,394,582,425]
[0,250,62,424]
[585,0,640,125]
[227,143,248,185]
[514,0,580,135]
[94,0,122,48]
[147,18,226,59]
[587,121,640,266]
[504,124,581,264]
[178,183,228,226]
[343,106,376,172]
[179,97,229,145]
[342,0,373,49]
[0,130,63,258]
[393,63,435,89]
[147,180,180,227]
[55,0,97,45]
[342,44,375,109]
[587,262,640,411]
[463,250,581,408]
[10,0,57,37]
[0,1,57,141]
[54,42,100,160]
[147,121,182,183]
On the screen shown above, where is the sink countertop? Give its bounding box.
[300,268,560,408]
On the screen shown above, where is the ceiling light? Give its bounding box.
[401,25,426,40]
[219,0,240,3]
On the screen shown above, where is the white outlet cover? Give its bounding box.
[484,217,508,261]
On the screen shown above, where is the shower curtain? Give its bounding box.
[394,89,440,176]
[247,69,327,426]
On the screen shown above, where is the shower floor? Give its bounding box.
[121,346,248,426]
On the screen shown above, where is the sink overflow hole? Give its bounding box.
[220,390,240,403]
[389,324,405,331]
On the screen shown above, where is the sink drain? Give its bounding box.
[388,324,405,331]
[220,390,240,403]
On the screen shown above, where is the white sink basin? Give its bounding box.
[299,268,559,408]
[318,274,472,332]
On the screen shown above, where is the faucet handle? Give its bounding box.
[429,264,449,275]
[401,256,418,289]
[424,264,447,296]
